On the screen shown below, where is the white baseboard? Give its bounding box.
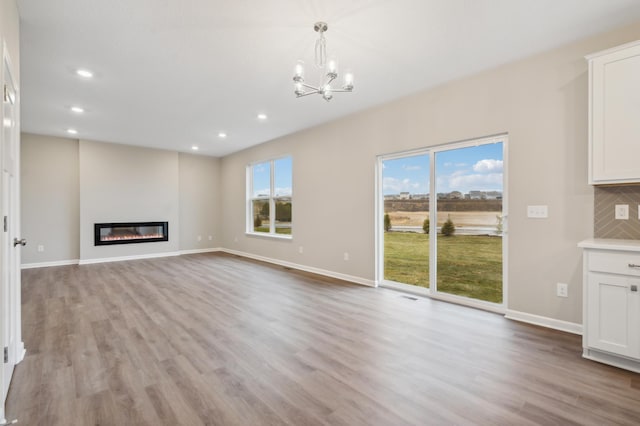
[221,248,376,288]
[179,247,222,255]
[21,259,80,269]
[17,341,25,363]
[505,309,583,335]
[78,251,181,265]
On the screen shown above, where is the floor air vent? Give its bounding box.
[400,295,419,301]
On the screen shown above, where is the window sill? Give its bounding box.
[245,232,292,241]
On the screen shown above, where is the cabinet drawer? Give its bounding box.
[588,251,640,276]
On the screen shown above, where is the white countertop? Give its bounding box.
[578,238,640,252]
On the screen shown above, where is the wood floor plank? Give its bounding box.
[6,252,640,425]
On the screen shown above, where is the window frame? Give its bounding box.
[246,155,293,239]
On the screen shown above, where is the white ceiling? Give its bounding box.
[16,0,640,157]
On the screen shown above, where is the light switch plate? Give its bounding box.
[615,204,629,220]
[527,205,548,218]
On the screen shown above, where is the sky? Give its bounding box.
[252,157,292,197]
[383,142,503,195]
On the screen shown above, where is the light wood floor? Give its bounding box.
[7,252,640,425]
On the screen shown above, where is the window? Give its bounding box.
[247,156,292,237]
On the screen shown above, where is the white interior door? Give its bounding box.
[1,49,21,410]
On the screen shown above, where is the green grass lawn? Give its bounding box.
[384,232,502,303]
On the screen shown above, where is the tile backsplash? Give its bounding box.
[594,185,640,239]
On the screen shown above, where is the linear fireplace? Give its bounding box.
[94,222,169,246]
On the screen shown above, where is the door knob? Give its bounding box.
[13,238,26,247]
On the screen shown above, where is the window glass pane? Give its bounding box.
[252,200,270,233]
[274,157,292,197]
[382,154,430,287]
[252,161,271,198]
[435,142,503,303]
[274,197,292,235]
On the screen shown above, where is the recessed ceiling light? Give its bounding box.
[257,113,267,120]
[191,145,199,151]
[76,69,93,78]
[218,132,227,139]
[70,106,85,113]
[66,128,78,135]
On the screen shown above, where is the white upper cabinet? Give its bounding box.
[587,40,640,185]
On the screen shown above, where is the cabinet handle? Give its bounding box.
[628,263,640,268]
[632,285,638,292]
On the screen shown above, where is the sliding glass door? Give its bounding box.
[378,135,507,308]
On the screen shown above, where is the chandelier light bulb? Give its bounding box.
[343,71,354,91]
[322,85,333,102]
[326,58,338,80]
[294,60,305,82]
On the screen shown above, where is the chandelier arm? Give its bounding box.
[320,74,337,88]
[296,90,321,98]
[301,83,320,91]
[327,89,353,93]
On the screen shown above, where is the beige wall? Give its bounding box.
[178,153,221,251]
[21,135,221,264]
[79,140,180,260]
[21,134,79,263]
[219,22,640,325]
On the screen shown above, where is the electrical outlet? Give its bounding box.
[557,282,568,298]
[197,235,202,241]
[344,252,349,261]
[37,245,44,252]
[298,246,304,254]
[615,204,629,220]
[208,235,212,241]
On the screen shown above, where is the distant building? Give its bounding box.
[449,191,463,199]
[485,191,502,200]
[469,190,483,200]
[399,192,411,199]
[412,193,429,200]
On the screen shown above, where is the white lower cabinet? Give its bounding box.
[579,239,640,373]
[586,272,640,358]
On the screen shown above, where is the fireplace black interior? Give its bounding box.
[94,222,169,246]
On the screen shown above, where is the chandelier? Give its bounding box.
[293,22,354,101]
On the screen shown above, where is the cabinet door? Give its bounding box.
[587,272,640,358]
[590,43,640,184]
